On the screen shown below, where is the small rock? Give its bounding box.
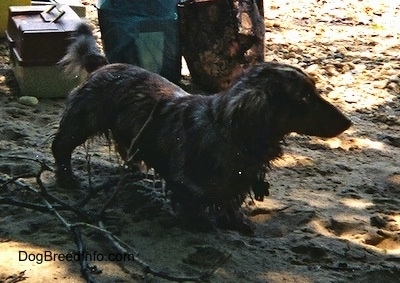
[370,215,387,228]
[305,64,319,74]
[336,46,348,55]
[333,52,345,59]
[372,80,389,89]
[17,96,39,106]
[324,64,340,76]
[385,173,400,191]
[343,91,361,103]
[272,22,281,27]
[264,20,275,28]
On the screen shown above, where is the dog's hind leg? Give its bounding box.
[52,99,104,189]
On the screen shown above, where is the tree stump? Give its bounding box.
[178,0,265,92]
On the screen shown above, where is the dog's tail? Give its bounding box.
[59,22,108,75]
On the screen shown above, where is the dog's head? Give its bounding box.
[232,62,352,138]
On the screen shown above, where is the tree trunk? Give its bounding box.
[178,0,265,92]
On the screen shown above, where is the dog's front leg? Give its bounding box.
[165,176,216,232]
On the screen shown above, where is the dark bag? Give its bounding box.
[178,0,265,92]
[97,0,182,83]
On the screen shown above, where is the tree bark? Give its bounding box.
[179,0,265,92]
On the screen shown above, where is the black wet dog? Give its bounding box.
[52,23,351,233]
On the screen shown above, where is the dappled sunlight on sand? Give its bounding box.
[0,0,399,282]
[311,135,387,151]
[0,241,82,281]
[290,190,340,209]
[340,198,374,209]
[261,271,312,283]
[271,153,314,168]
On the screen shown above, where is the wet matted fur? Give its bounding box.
[52,23,351,233]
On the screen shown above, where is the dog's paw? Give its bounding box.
[216,210,255,235]
[55,172,80,190]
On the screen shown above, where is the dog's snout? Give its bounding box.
[310,98,351,138]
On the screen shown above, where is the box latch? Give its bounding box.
[40,4,65,23]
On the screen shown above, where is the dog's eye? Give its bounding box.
[297,93,309,105]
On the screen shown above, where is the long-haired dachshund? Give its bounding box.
[52,23,351,233]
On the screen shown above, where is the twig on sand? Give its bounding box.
[70,226,99,283]
[125,103,158,165]
[0,157,230,282]
[0,270,27,283]
[98,221,231,282]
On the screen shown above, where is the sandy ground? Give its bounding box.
[1,0,400,282]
